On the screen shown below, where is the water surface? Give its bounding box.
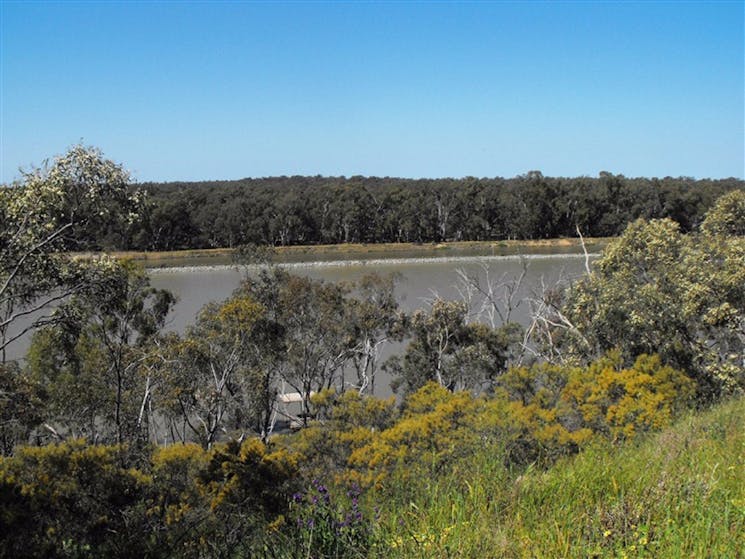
[149,254,592,333]
[149,255,594,396]
[6,254,594,395]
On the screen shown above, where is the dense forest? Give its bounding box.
[1,147,743,557]
[91,172,743,251]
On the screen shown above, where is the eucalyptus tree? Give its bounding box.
[26,261,175,445]
[0,361,43,455]
[266,271,352,418]
[388,298,520,394]
[0,145,142,360]
[235,267,384,419]
[159,294,274,447]
[344,273,404,395]
[560,208,745,400]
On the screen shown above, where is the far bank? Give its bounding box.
[80,238,612,269]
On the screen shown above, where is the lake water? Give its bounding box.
[6,254,595,395]
[149,254,592,333]
[148,254,594,395]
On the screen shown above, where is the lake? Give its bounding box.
[149,254,592,332]
[148,254,595,396]
[6,253,595,395]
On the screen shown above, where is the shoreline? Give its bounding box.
[147,252,601,274]
[77,238,612,269]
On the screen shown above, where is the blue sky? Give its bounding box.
[1,1,743,183]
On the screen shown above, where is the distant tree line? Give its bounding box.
[91,172,742,251]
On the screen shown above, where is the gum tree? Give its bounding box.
[0,145,142,360]
[561,208,745,400]
[388,298,520,394]
[345,273,403,395]
[159,294,272,447]
[26,261,175,445]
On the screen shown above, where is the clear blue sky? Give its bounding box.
[1,1,743,183]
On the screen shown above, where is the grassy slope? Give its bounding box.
[372,397,745,558]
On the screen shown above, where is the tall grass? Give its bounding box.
[370,398,745,558]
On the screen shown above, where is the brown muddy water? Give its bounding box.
[7,254,596,396]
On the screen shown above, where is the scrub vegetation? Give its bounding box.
[1,146,743,557]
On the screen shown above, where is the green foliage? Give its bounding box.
[149,442,208,524]
[0,440,151,558]
[488,365,589,466]
[160,292,271,447]
[283,389,398,485]
[0,362,44,455]
[388,299,469,393]
[4,149,744,557]
[133,174,742,250]
[562,353,696,442]
[25,327,109,443]
[282,481,374,559]
[347,354,694,488]
[0,145,142,356]
[701,189,745,237]
[344,273,403,395]
[372,396,745,558]
[0,356,720,558]
[388,298,521,394]
[349,384,486,488]
[26,261,175,446]
[562,212,745,399]
[483,354,694,465]
[235,268,352,418]
[194,438,301,556]
[202,438,298,517]
[0,437,302,559]
[147,438,302,557]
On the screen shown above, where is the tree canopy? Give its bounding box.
[96,173,745,250]
[0,145,142,359]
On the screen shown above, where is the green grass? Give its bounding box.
[369,397,745,558]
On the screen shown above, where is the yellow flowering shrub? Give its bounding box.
[277,388,397,484]
[563,353,695,441]
[348,384,484,487]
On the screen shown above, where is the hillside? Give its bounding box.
[371,397,745,558]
